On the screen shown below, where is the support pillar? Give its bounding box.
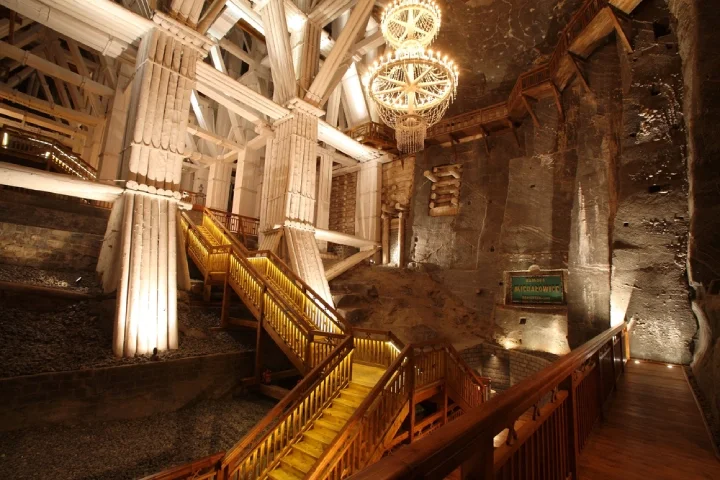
[356,160,382,260]
[206,161,233,210]
[259,99,332,303]
[398,210,406,269]
[98,22,211,358]
[315,151,332,252]
[381,213,390,265]
[97,63,133,181]
[232,138,262,217]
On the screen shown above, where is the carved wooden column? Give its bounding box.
[98,17,212,358]
[356,160,382,261]
[206,161,233,210]
[97,62,134,181]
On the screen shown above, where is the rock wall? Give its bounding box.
[669,0,720,428]
[460,343,554,392]
[0,351,254,432]
[329,172,357,257]
[406,0,694,362]
[0,222,103,271]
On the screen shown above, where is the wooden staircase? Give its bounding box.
[175,209,490,480]
[268,365,384,480]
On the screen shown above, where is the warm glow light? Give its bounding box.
[667,364,673,369]
[367,0,459,153]
[634,360,640,364]
[387,341,401,354]
[1,132,8,146]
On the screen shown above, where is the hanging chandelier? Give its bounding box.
[367,0,459,154]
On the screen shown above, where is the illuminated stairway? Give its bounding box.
[267,365,385,480]
[176,208,490,480]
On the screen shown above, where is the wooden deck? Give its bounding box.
[579,361,720,480]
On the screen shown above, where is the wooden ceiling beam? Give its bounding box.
[0,82,102,125]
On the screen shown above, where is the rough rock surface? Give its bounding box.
[0,263,103,294]
[0,394,274,480]
[331,264,493,350]
[437,0,586,115]
[0,301,251,378]
[669,0,720,444]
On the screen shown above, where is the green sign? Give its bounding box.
[511,275,564,305]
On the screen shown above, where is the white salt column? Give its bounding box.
[232,142,262,217]
[258,99,333,303]
[315,151,332,252]
[206,161,233,210]
[98,20,212,357]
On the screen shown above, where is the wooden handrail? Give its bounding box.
[348,323,628,479]
[1,126,98,181]
[308,344,414,478]
[221,337,355,479]
[138,452,224,480]
[222,336,353,466]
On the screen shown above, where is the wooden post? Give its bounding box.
[562,376,580,480]
[460,434,494,479]
[221,276,231,329]
[408,348,416,443]
[381,213,390,265]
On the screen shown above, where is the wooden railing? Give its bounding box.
[353,328,405,368]
[344,122,396,150]
[308,342,490,479]
[308,344,414,479]
[139,453,225,480]
[220,337,355,480]
[207,207,259,248]
[183,211,347,371]
[1,127,98,181]
[247,250,348,335]
[181,190,206,210]
[350,323,629,480]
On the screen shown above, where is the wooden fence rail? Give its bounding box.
[349,323,629,480]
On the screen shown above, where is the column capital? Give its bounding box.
[152,12,216,56]
[285,97,326,117]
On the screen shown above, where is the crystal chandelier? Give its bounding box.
[367,0,459,154]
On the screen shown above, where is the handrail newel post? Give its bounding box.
[460,434,494,479]
[408,348,416,444]
[595,350,605,423]
[562,375,580,480]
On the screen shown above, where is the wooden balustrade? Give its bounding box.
[1,127,98,181]
[308,345,414,480]
[352,328,405,368]
[181,190,206,209]
[221,337,355,480]
[350,323,629,480]
[139,453,225,480]
[207,207,259,248]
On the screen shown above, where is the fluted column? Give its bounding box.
[259,98,332,303]
[98,18,212,357]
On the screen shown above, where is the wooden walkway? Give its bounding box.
[579,361,720,480]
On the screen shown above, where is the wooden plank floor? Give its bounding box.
[579,361,720,480]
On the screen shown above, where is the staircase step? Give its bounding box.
[279,449,317,474]
[267,466,304,480]
[340,388,368,403]
[293,440,325,459]
[334,395,363,409]
[346,383,372,394]
[304,426,339,446]
[316,416,346,432]
[324,405,354,421]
